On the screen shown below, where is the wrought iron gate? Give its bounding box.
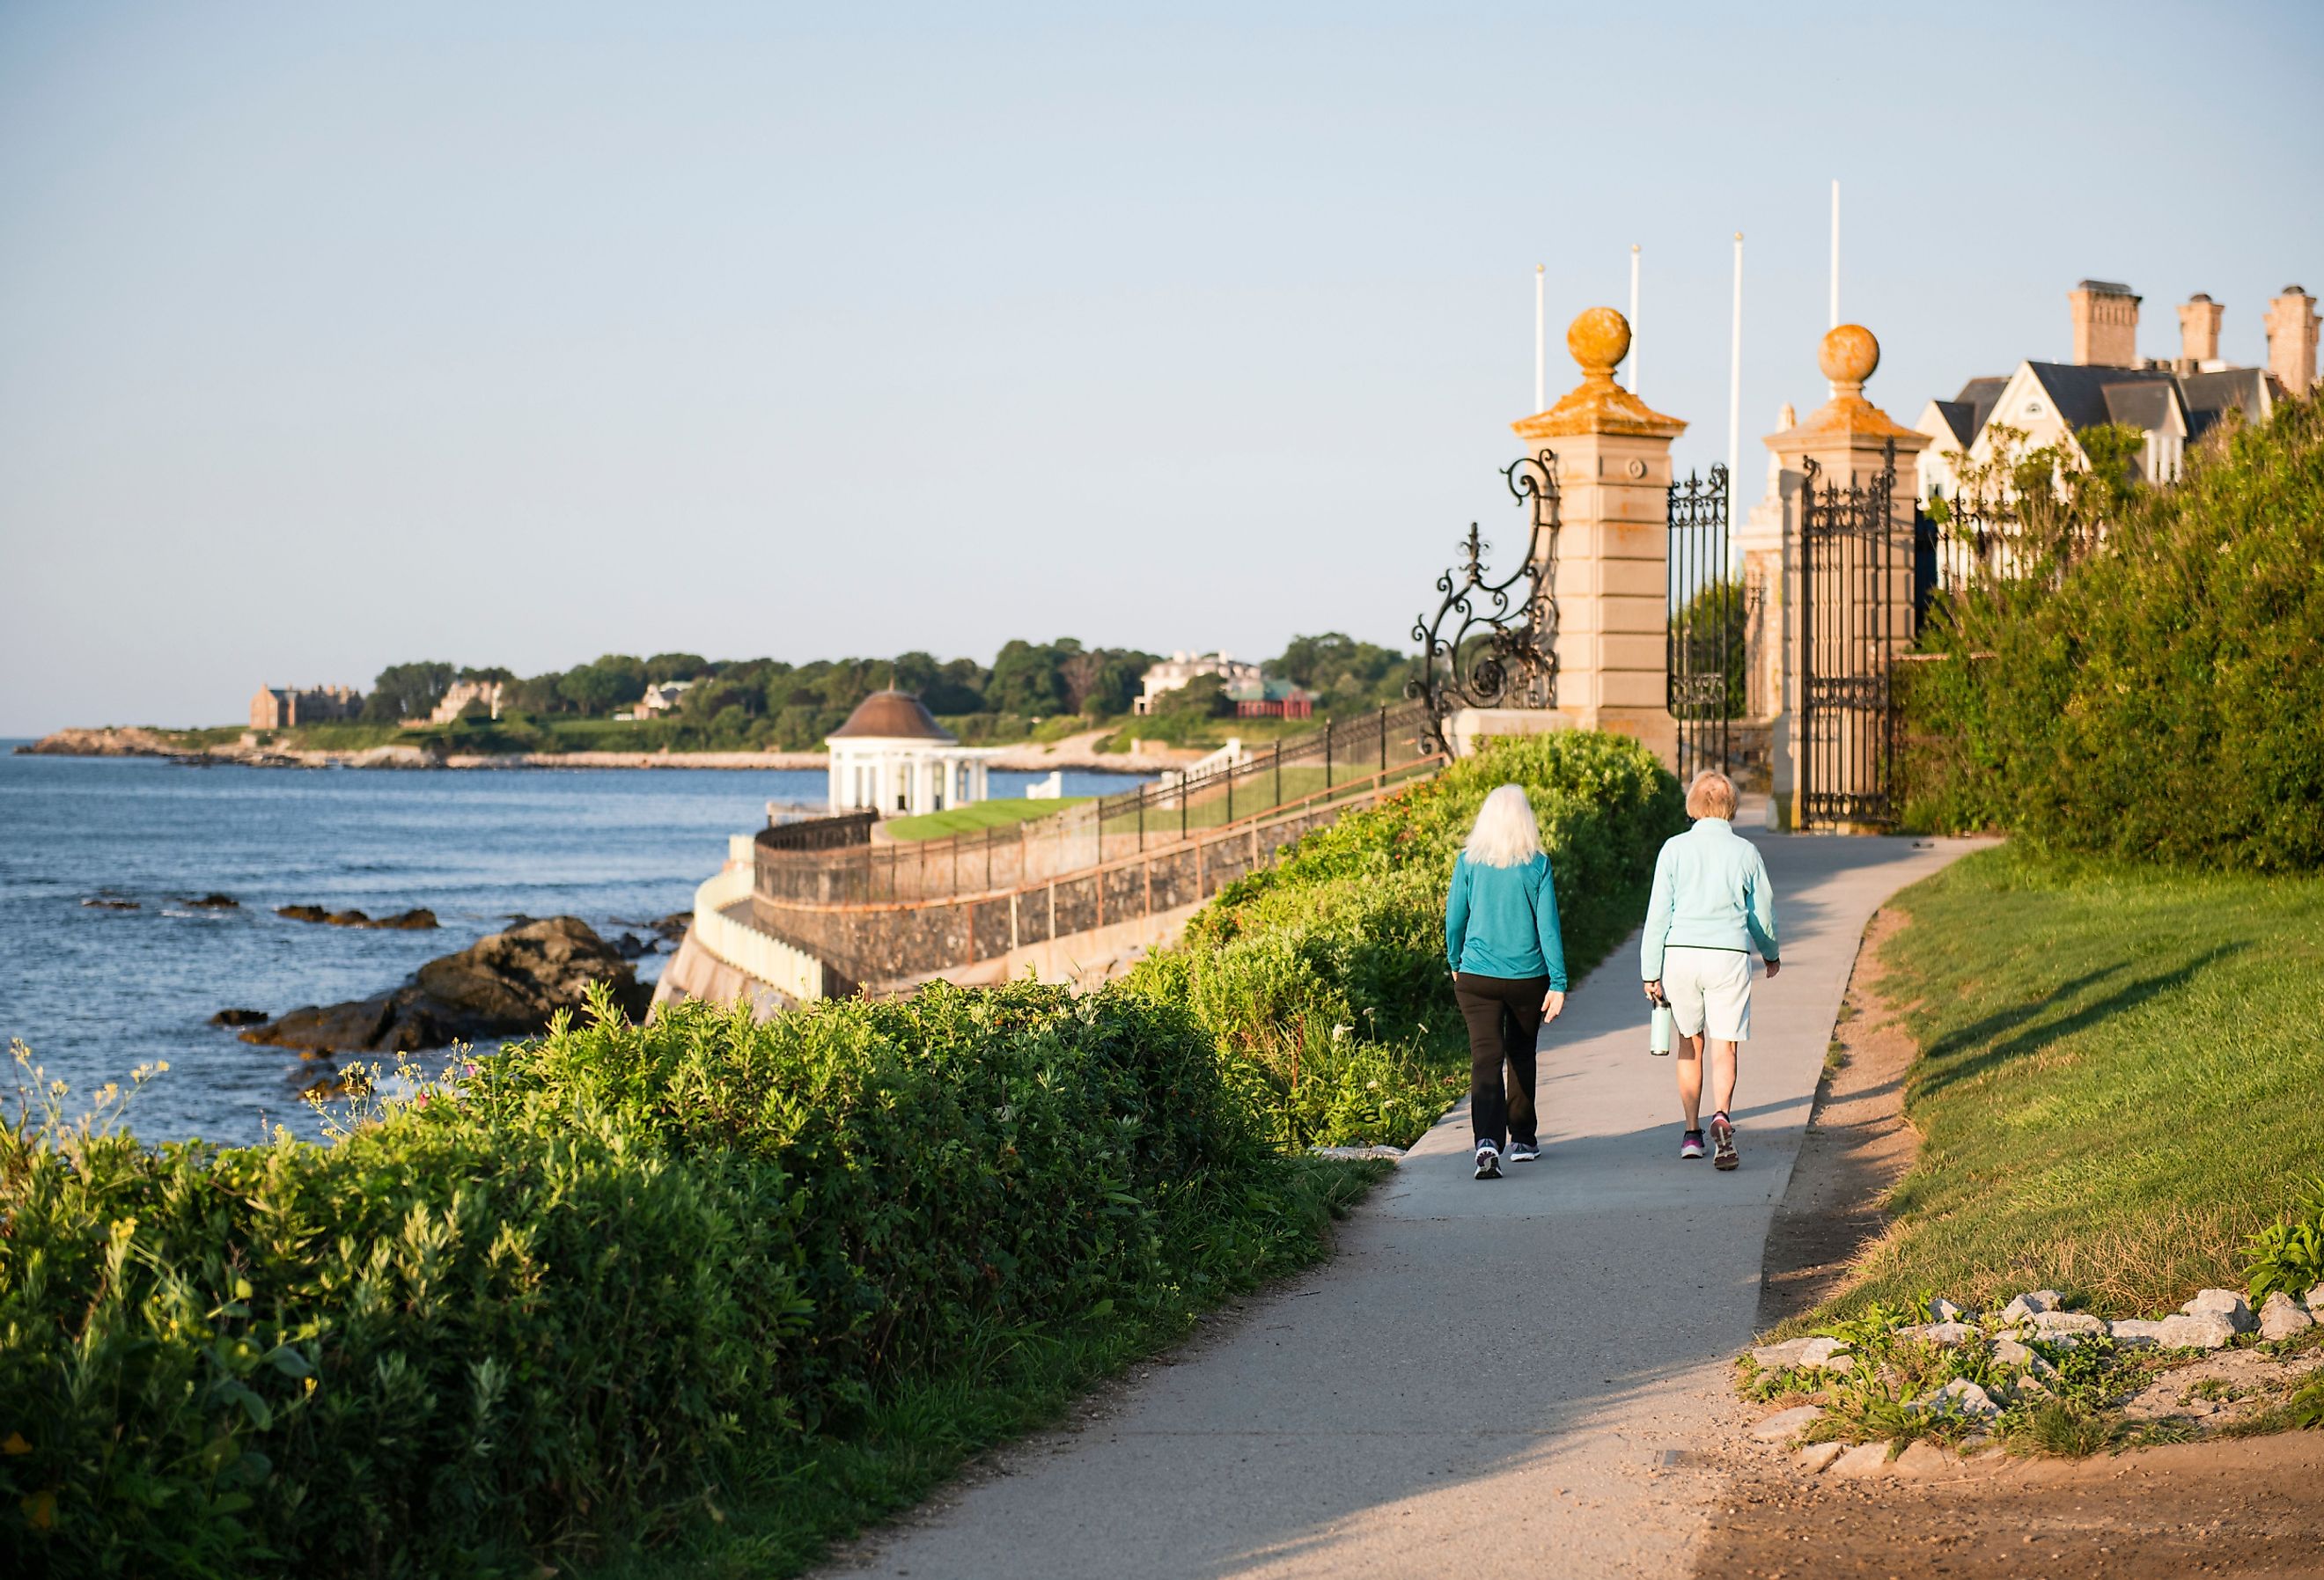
[1665,465,1733,786]
[1797,443,1901,828]
[1408,449,1558,755]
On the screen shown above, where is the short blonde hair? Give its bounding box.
[1685,770,1738,820]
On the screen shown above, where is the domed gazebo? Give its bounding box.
[825,690,1000,816]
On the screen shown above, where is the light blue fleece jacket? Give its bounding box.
[1445,851,1568,988]
[1639,817,1780,980]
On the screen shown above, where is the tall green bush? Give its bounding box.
[1124,730,1685,1147]
[1904,396,2324,870]
[0,983,1328,1576]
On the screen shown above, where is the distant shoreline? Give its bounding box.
[12,725,1194,775]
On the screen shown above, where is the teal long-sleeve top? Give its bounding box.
[1638,816,1780,980]
[1445,851,1568,988]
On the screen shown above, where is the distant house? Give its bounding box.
[1133,651,1262,715]
[249,684,361,731]
[427,680,504,724]
[1225,677,1314,720]
[1916,279,2313,502]
[614,680,694,721]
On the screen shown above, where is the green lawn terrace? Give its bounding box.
[880,797,1094,841]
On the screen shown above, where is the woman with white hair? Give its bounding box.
[1641,769,1780,1171]
[1444,783,1568,1179]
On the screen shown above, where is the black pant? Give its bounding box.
[1453,971,1546,1149]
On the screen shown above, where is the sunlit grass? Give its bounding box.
[1820,846,2324,1320]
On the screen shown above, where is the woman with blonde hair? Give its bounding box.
[1641,768,1779,1170]
[1444,783,1568,1179]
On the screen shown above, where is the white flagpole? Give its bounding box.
[1828,180,1841,328]
[1728,231,1744,492]
[1628,243,1641,394]
[1533,263,1545,413]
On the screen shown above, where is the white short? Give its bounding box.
[1662,947,1754,1042]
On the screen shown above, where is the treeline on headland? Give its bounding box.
[345,633,1416,754]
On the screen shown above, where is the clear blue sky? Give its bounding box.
[4,1,2319,734]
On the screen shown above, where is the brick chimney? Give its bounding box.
[2176,293,2223,370]
[2265,285,2318,396]
[2069,279,2140,367]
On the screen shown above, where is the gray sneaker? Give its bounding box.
[1474,1142,1502,1179]
[1506,1139,1541,1164]
[1710,1113,1739,1172]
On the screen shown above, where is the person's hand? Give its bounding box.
[1643,979,1662,1003]
[1542,989,1565,1022]
[1763,959,1782,980]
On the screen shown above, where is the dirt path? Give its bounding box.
[1754,905,1919,1330]
[1703,1434,2324,1578]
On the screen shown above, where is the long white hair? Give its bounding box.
[1463,783,1543,868]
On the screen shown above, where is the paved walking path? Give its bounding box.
[825,833,1983,1579]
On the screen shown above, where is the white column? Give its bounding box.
[1628,244,1641,395]
[1828,180,1841,329]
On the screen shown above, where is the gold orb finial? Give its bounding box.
[1568,306,1630,378]
[1819,324,1879,389]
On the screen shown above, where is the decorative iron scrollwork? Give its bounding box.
[1407,449,1559,754]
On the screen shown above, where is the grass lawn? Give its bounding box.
[1825,845,2324,1321]
[882,797,1092,841]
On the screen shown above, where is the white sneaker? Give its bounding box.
[1506,1140,1541,1164]
[1474,1142,1502,1179]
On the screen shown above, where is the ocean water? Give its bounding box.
[0,748,1149,1144]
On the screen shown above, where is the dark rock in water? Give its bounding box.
[210,1007,269,1026]
[240,916,648,1054]
[415,917,649,1028]
[652,911,690,940]
[612,931,649,959]
[276,903,438,930]
[83,897,140,910]
[185,893,240,909]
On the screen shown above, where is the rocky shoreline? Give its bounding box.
[18,725,1197,774]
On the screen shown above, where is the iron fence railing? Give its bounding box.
[754,702,1436,908]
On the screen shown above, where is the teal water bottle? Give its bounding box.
[1649,988,1673,1056]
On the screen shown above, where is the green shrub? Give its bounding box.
[0,981,1311,1576]
[1124,730,1685,1148]
[2246,1176,2324,1304]
[1903,395,2324,871]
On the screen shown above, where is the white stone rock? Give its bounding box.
[1749,1337,1814,1371]
[1991,1337,2056,1376]
[2029,1311,2107,1338]
[1796,1441,1846,1474]
[2181,1290,2257,1333]
[1928,1297,1965,1323]
[2259,1291,2315,1341]
[2108,1318,2169,1349]
[1914,1378,2000,1419]
[2152,1312,2238,1350]
[2306,1282,2324,1313]
[1997,1290,2063,1326]
[1751,1405,1825,1442]
[1749,1334,1853,1372]
[1897,1320,1976,1347]
[1829,1442,1893,1479]
[1798,1336,1851,1371]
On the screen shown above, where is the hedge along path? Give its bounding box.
[827,832,1982,1580]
